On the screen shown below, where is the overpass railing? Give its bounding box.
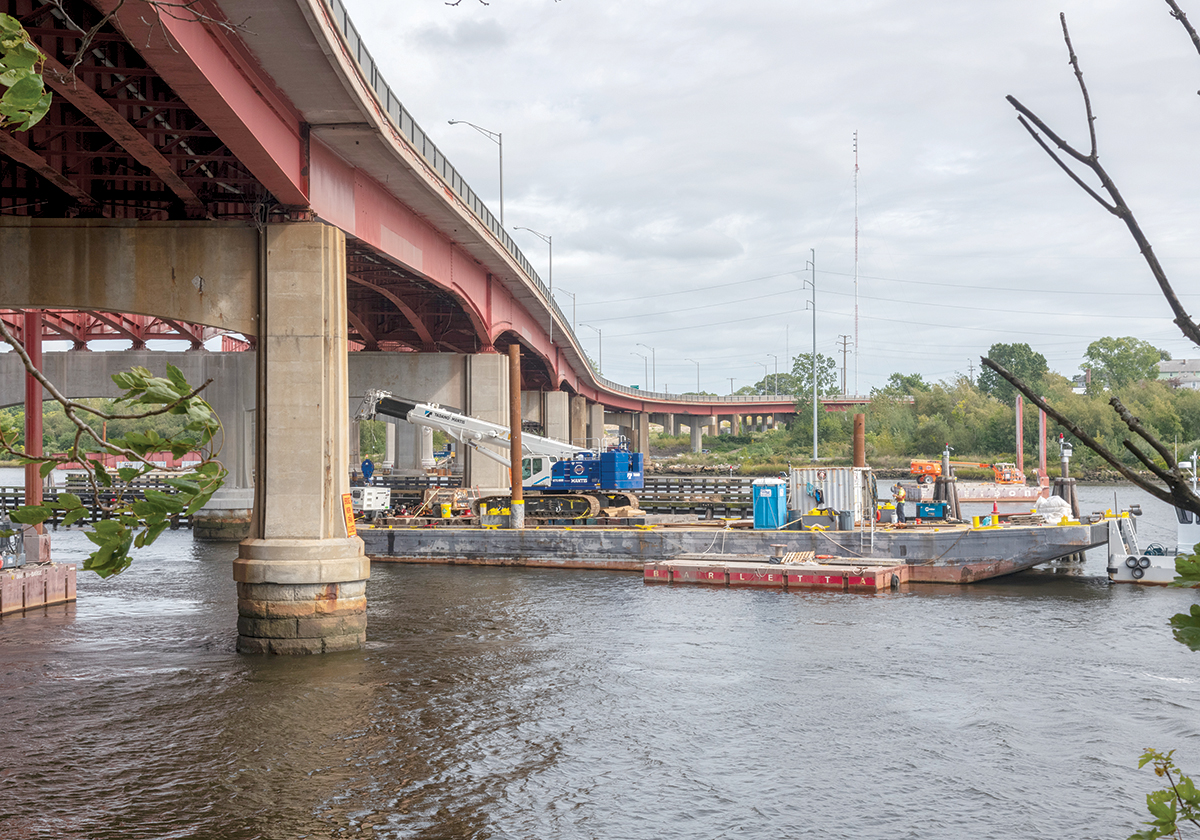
[319,0,569,336]
[317,0,823,407]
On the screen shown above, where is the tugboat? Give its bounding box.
[1108,451,1199,585]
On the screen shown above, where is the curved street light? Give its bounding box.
[580,323,602,374]
[448,119,503,227]
[515,226,553,343]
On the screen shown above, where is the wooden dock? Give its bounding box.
[645,556,910,591]
[1,564,76,615]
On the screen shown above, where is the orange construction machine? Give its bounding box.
[909,460,1027,485]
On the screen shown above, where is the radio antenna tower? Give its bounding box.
[853,130,859,397]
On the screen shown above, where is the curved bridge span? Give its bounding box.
[0,0,809,652]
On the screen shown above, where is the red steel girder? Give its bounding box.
[41,53,207,216]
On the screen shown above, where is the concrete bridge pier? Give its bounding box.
[690,421,702,453]
[234,223,367,655]
[588,403,605,450]
[570,395,588,447]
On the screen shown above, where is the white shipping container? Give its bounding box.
[788,467,873,525]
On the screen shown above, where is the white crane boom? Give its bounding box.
[355,389,587,466]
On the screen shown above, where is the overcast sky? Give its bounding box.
[343,0,1200,396]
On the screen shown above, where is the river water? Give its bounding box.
[1,482,1198,839]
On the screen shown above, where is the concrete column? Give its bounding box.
[663,413,676,436]
[521,391,543,432]
[384,421,396,468]
[465,352,509,489]
[420,425,435,469]
[234,222,367,655]
[733,414,742,435]
[349,419,362,471]
[544,390,570,442]
[690,421,702,453]
[569,394,588,447]
[708,415,718,437]
[634,412,650,455]
[588,402,605,450]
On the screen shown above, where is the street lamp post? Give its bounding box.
[580,323,602,374]
[685,358,700,393]
[637,343,655,392]
[448,120,503,227]
[805,248,818,460]
[632,352,648,390]
[514,227,553,344]
[757,361,768,393]
[768,353,779,396]
[558,287,576,332]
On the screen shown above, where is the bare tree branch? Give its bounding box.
[1007,11,1200,348]
[981,357,1200,516]
[1165,0,1200,60]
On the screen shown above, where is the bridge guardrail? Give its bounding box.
[317,0,860,407]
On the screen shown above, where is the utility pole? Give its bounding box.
[837,335,852,396]
[805,249,817,460]
[728,377,735,395]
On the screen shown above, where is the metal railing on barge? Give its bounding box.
[0,478,196,529]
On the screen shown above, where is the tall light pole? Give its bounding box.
[728,377,735,395]
[514,227,553,344]
[805,248,818,460]
[558,287,576,332]
[685,358,700,393]
[757,361,768,393]
[768,353,779,396]
[448,119,503,227]
[580,323,602,374]
[637,343,655,391]
[631,352,648,389]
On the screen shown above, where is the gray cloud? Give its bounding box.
[347,0,1200,393]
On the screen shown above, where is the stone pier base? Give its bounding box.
[234,538,368,654]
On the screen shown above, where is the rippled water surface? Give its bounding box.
[1,483,1198,839]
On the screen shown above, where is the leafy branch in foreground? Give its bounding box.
[0,321,226,577]
[0,13,52,131]
[1130,749,1200,840]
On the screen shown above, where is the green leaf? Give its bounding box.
[142,489,185,513]
[0,13,24,35]
[162,477,201,494]
[142,519,170,547]
[1,73,44,109]
[117,467,145,482]
[38,459,55,478]
[132,499,167,518]
[9,505,52,525]
[1169,605,1200,652]
[60,508,87,528]
[91,519,124,537]
[57,492,83,510]
[166,364,189,391]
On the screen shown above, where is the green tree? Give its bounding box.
[872,372,931,398]
[789,352,839,400]
[1082,336,1170,395]
[977,343,1048,404]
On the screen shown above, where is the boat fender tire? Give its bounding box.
[890,574,900,590]
[1132,566,1146,580]
[1126,556,1140,568]
[1138,557,1152,569]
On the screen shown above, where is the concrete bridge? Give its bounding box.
[0,0,802,652]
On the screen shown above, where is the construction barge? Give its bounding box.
[360,514,1109,584]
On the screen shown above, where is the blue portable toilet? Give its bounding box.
[752,478,788,530]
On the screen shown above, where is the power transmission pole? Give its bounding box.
[837,334,852,396]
